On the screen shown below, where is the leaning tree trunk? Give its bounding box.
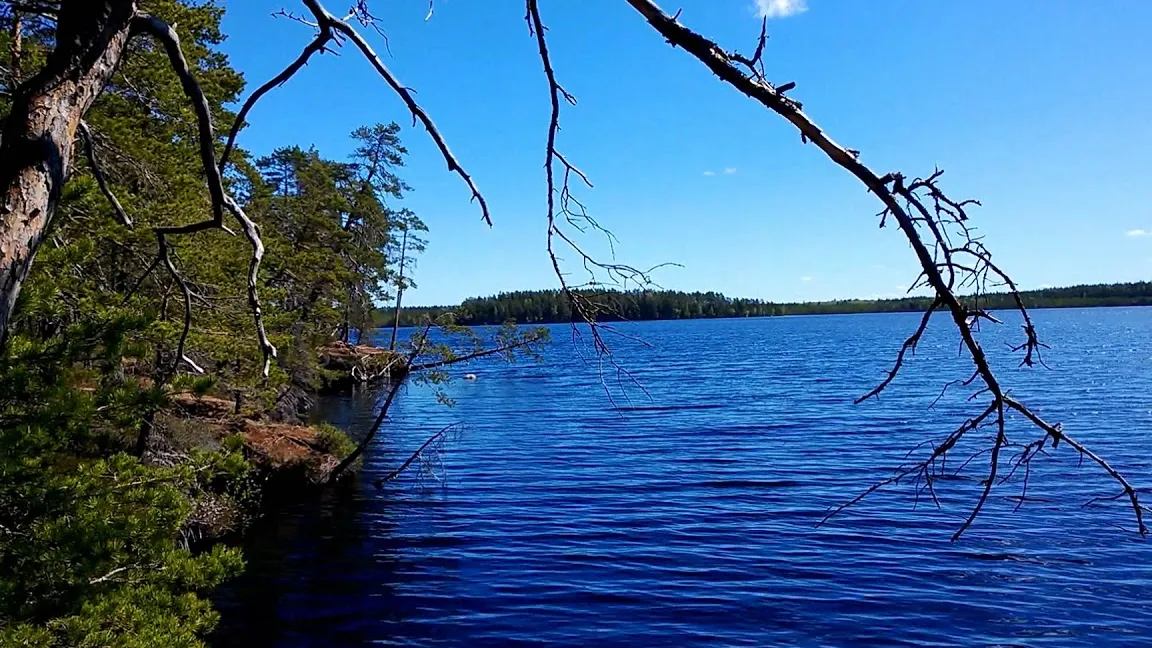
[0,1,136,340]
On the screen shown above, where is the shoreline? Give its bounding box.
[392,300,1152,329]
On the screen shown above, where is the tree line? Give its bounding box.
[392,282,1152,326]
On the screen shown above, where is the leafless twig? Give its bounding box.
[526,0,673,407]
[623,0,1145,539]
[374,422,459,487]
[77,121,131,228]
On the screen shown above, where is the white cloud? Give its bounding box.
[723,168,738,175]
[800,275,812,282]
[1126,229,1149,238]
[755,0,808,19]
[703,170,716,177]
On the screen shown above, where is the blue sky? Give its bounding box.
[220,1,1152,305]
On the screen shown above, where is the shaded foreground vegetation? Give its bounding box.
[393,282,1152,326]
[0,2,468,645]
[0,3,547,643]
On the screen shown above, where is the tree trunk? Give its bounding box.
[0,1,136,340]
[10,11,22,81]
[388,228,408,351]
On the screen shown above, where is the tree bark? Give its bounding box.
[388,228,407,351]
[9,11,22,81]
[0,1,136,340]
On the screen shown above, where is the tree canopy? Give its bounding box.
[0,2,430,644]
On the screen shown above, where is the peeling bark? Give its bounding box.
[0,0,136,339]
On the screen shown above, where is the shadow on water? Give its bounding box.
[213,383,410,647]
[211,480,401,647]
[211,310,1152,647]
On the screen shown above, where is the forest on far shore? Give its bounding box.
[386,282,1152,327]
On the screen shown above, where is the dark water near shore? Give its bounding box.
[214,308,1152,647]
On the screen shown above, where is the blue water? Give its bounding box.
[214,308,1152,647]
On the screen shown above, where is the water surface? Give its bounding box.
[215,308,1152,647]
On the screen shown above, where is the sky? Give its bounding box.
[219,1,1152,306]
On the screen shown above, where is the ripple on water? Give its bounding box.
[214,308,1152,647]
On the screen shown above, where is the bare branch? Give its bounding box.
[373,422,459,487]
[326,376,403,482]
[1006,396,1147,535]
[120,252,161,305]
[132,15,225,227]
[155,232,195,378]
[527,0,666,403]
[408,339,536,373]
[77,120,131,228]
[133,13,278,377]
[856,299,938,404]
[729,17,767,79]
[219,26,333,172]
[951,401,1006,541]
[88,564,137,585]
[817,401,998,529]
[620,0,1145,538]
[326,320,437,483]
[300,0,490,225]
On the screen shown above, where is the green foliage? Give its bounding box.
[0,329,246,647]
[399,314,550,406]
[395,282,1152,326]
[0,3,326,645]
[314,423,357,459]
[3,2,427,397]
[0,0,489,644]
[243,124,429,377]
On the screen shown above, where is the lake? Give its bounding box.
[213,307,1152,647]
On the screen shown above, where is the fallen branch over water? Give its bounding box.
[374,422,459,487]
[617,0,1146,539]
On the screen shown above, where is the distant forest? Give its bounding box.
[383,282,1152,327]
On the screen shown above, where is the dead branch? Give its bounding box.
[216,2,488,224]
[77,120,131,228]
[729,17,767,79]
[856,299,939,404]
[817,401,997,528]
[325,319,436,482]
[326,376,403,483]
[218,27,333,171]
[526,0,667,410]
[155,233,202,376]
[132,16,225,228]
[298,0,490,225]
[325,316,546,483]
[1006,396,1148,535]
[623,0,1145,539]
[373,422,458,487]
[133,13,278,377]
[88,563,138,585]
[952,401,1006,541]
[120,253,161,305]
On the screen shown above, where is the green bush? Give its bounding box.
[314,422,357,459]
[0,325,248,647]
